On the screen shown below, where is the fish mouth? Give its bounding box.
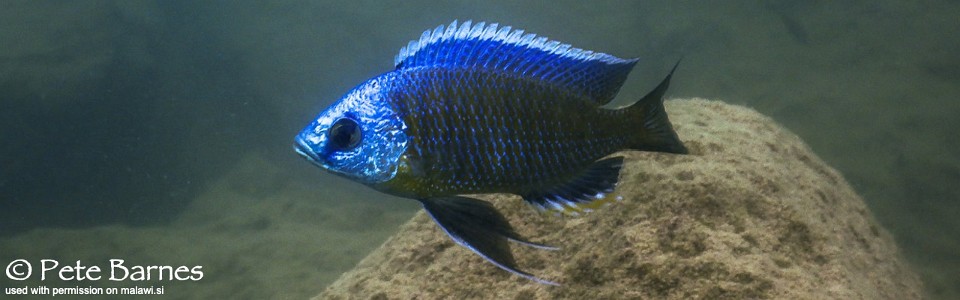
[293,139,324,166]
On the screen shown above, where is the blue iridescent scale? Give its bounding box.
[388,67,631,196]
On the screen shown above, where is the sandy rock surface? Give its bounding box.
[316,98,923,300]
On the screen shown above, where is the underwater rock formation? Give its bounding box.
[315,98,922,299]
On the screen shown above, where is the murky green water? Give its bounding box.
[2,1,956,298]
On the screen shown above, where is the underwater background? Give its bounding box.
[1,0,956,299]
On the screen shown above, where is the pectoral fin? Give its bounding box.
[419,196,559,285]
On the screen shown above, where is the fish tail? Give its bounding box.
[624,60,688,154]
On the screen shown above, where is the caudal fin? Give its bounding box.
[626,60,687,154]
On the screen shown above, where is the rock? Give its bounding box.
[315,98,923,299]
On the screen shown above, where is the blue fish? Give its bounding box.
[295,20,687,285]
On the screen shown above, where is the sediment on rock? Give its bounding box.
[316,98,922,300]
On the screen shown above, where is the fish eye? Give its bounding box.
[328,118,362,150]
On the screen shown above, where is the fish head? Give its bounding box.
[294,76,408,184]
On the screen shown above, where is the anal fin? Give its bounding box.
[521,157,624,215]
[419,196,559,285]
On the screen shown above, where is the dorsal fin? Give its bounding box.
[395,20,639,104]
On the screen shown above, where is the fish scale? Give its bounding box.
[294,20,687,285]
[390,67,629,196]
